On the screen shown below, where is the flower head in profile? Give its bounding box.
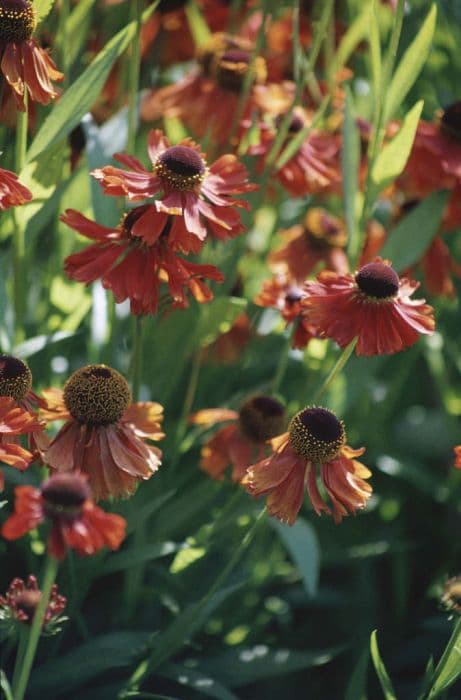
[0,575,66,635]
[92,129,257,240]
[441,576,461,615]
[0,0,63,110]
[0,396,44,491]
[254,275,318,349]
[62,205,223,315]
[302,258,435,356]
[141,32,267,146]
[0,166,32,209]
[190,395,286,482]
[2,472,126,559]
[42,364,164,501]
[243,406,372,525]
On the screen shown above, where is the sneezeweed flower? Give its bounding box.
[62,205,224,314]
[302,258,435,356]
[141,33,267,147]
[43,365,164,500]
[243,406,372,525]
[441,576,461,615]
[268,208,349,281]
[2,472,126,560]
[92,129,257,240]
[0,0,63,110]
[190,395,286,482]
[247,108,340,197]
[254,275,318,349]
[0,397,44,491]
[0,166,32,209]
[0,575,67,636]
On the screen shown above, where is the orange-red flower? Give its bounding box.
[254,275,318,349]
[243,406,372,525]
[0,0,63,110]
[268,208,349,281]
[454,446,461,469]
[2,472,126,560]
[92,129,257,240]
[247,109,340,197]
[141,33,267,147]
[0,575,66,630]
[0,165,32,209]
[62,205,224,314]
[190,396,286,482]
[302,259,435,355]
[0,397,44,491]
[42,364,164,501]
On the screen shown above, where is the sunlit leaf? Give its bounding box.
[384,4,437,120]
[34,0,55,25]
[370,630,397,700]
[371,100,423,188]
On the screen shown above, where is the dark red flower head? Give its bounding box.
[0,354,32,400]
[439,101,461,142]
[238,395,286,443]
[41,472,91,521]
[289,407,345,462]
[355,261,399,299]
[63,364,132,426]
[0,575,66,629]
[0,0,35,44]
[154,145,206,191]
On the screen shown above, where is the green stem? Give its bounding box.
[271,327,294,395]
[312,338,357,404]
[423,617,461,700]
[129,315,144,401]
[173,346,204,462]
[58,0,70,85]
[120,507,267,697]
[10,626,28,693]
[12,556,59,700]
[127,0,143,154]
[13,94,28,345]
[360,0,405,228]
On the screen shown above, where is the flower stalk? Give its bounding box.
[12,555,59,700]
[127,0,143,154]
[313,338,357,403]
[13,93,29,344]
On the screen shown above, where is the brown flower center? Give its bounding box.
[0,354,32,400]
[42,473,91,521]
[304,209,347,250]
[276,112,306,134]
[285,286,304,305]
[154,145,206,191]
[199,34,266,92]
[238,395,286,443]
[440,101,461,142]
[355,262,399,300]
[289,407,345,461]
[63,364,131,425]
[0,0,35,43]
[158,0,188,13]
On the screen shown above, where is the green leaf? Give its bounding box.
[34,0,55,25]
[196,297,247,347]
[57,0,97,69]
[426,618,461,699]
[162,663,240,700]
[31,633,151,695]
[26,4,157,164]
[0,670,14,700]
[380,190,449,271]
[370,630,397,700]
[371,100,423,188]
[271,517,320,597]
[369,0,382,98]
[384,4,437,121]
[197,645,345,688]
[342,88,361,261]
[170,545,206,574]
[12,331,75,358]
[345,646,370,700]
[185,1,211,47]
[334,3,371,73]
[101,542,183,575]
